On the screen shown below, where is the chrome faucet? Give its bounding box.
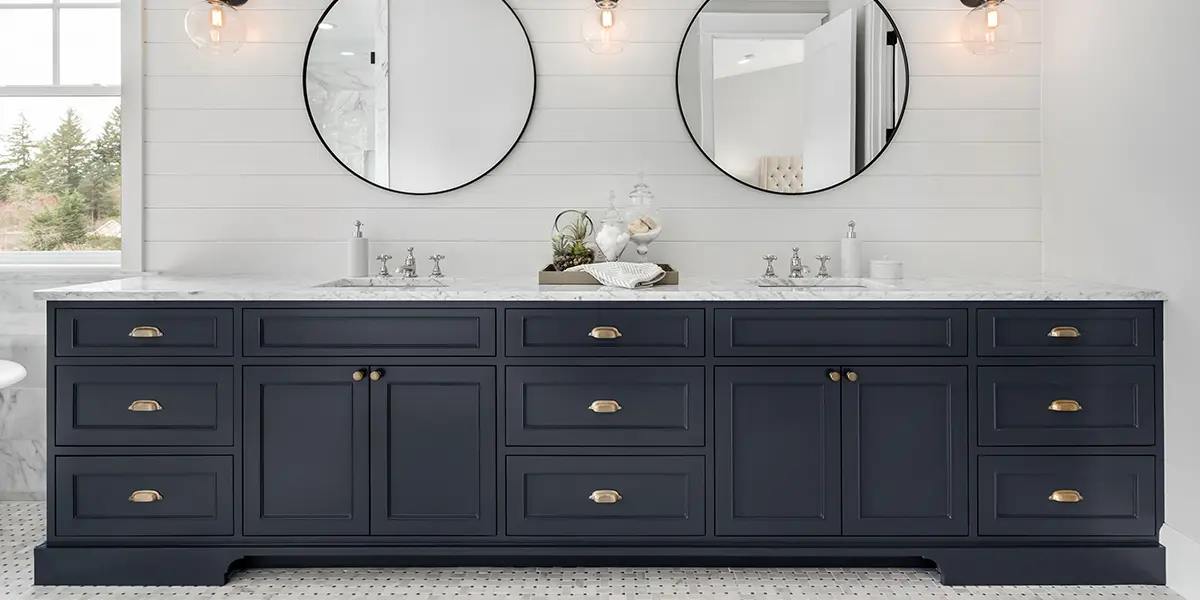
[429,255,445,278]
[376,254,393,278]
[790,248,810,278]
[815,255,832,279]
[762,254,779,278]
[398,247,418,278]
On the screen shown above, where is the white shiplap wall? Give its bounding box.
[141,0,1041,279]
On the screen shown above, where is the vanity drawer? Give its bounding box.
[55,456,234,537]
[978,366,1155,447]
[56,308,233,357]
[506,456,705,536]
[506,367,704,447]
[978,309,1155,357]
[55,366,234,447]
[978,456,1156,537]
[244,308,496,356]
[715,308,967,357]
[506,309,704,358]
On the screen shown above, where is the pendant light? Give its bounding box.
[960,0,1022,56]
[185,0,249,55]
[582,0,632,55]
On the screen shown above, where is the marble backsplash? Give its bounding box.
[0,267,122,499]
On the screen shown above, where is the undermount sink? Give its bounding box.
[317,277,448,288]
[755,278,891,289]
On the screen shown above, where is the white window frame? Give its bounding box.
[0,0,142,271]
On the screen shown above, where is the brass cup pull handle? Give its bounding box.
[588,400,622,413]
[1048,399,1082,412]
[1048,326,1082,339]
[828,371,842,382]
[589,489,622,504]
[129,490,164,503]
[369,370,384,382]
[846,371,859,383]
[127,400,163,412]
[1049,490,1083,503]
[128,326,164,338]
[352,370,367,382]
[589,326,623,340]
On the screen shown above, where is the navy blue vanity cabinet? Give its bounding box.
[36,301,1167,587]
[715,367,841,536]
[842,367,969,536]
[243,366,370,536]
[370,366,496,536]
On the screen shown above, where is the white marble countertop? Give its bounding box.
[33,275,1166,302]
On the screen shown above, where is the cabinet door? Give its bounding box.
[842,367,968,536]
[371,367,496,536]
[244,367,369,536]
[715,367,841,536]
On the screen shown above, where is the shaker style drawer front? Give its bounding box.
[55,456,234,537]
[715,309,967,357]
[506,367,704,447]
[55,367,234,447]
[978,309,1155,357]
[978,456,1157,537]
[978,366,1155,447]
[506,309,704,357]
[244,308,496,356]
[506,456,705,536]
[56,308,233,357]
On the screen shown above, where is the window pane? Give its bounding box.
[61,8,122,86]
[0,98,122,252]
[0,9,52,85]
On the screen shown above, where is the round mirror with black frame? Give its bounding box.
[676,0,909,196]
[304,0,536,196]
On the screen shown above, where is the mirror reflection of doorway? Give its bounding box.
[678,0,906,195]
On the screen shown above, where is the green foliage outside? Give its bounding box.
[0,107,122,251]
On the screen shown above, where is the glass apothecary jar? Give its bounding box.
[625,172,663,262]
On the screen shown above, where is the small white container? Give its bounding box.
[840,220,862,278]
[348,220,369,277]
[870,258,904,280]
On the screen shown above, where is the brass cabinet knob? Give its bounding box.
[127,400,163,412]
[846,371,859,383]
[352,370,367,382]
[828,371,842,382]
[589,326,622,340]
[1048,399,1082,412]
[1049,490,1083,503]
[129,490,164,503]
[1048,326,1082,339]
[589,489,622,504]
[128,326,164,338]
[588,400,622,413]
[369,370,384,382]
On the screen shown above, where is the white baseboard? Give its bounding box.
[1164,524,1200,599]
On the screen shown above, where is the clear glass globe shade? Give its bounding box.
[185,1,246,55]
[961,0,1022,55]
[582,2,631,55]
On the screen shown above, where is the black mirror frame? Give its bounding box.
[302,0,538,196]
[674,0,911,197]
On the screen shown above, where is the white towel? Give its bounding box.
[566,262,667,289]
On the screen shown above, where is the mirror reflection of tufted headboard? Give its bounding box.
[759,156,804,193]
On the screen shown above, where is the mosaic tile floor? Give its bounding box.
[0,502,1181,600]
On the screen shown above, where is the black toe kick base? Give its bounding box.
[34,544,1166,587]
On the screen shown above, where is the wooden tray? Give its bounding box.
[538,264,679,286]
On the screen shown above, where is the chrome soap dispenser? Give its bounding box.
[841,220,863,278]
[348,220,369,277]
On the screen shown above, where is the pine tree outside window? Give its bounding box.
[0,0,123,264]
